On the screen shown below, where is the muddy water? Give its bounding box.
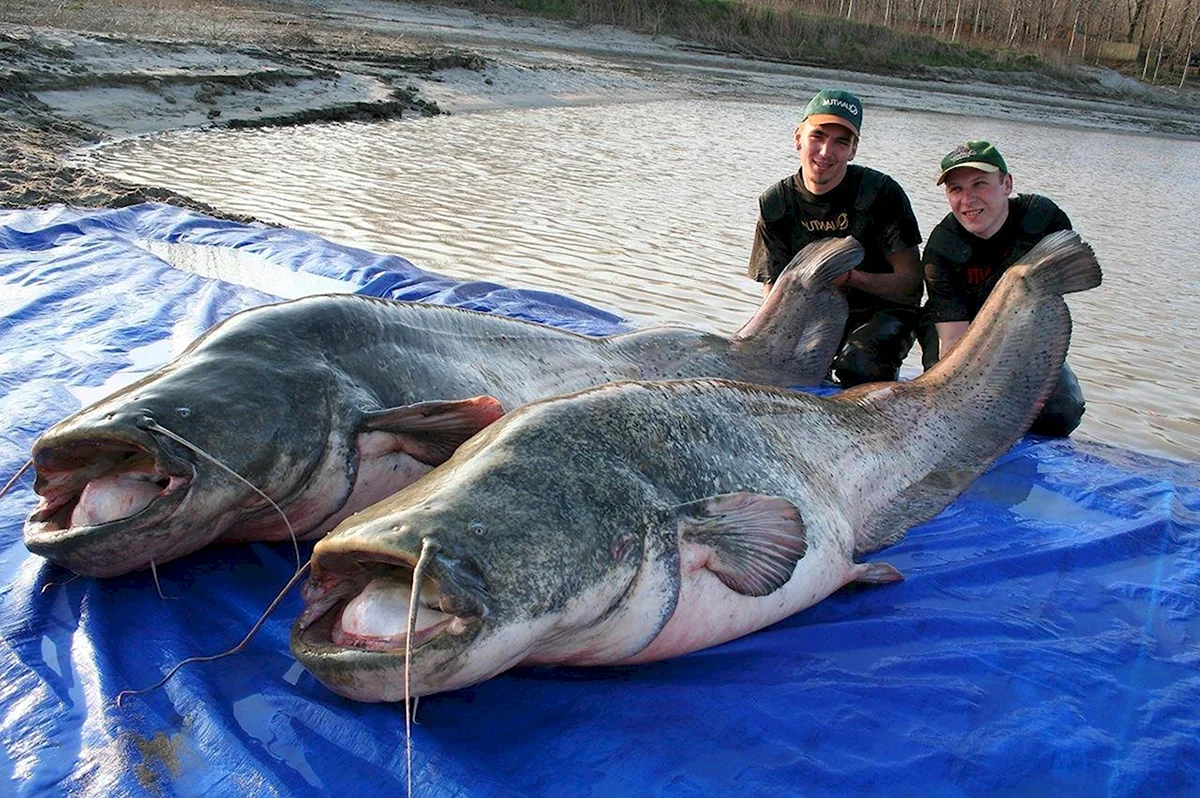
[77,99,1199,461]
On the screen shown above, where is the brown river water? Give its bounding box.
[76,98,1199,462]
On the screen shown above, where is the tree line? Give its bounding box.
[773,0,1200,85]
[470,0,1198,85]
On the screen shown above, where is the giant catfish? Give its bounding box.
[290,230,1100,700]
[25,237,863,576]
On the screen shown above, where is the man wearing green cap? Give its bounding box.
[922,139,1085,436]
[747,88,924,387]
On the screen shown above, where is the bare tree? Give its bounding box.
[1142,0,1167,78]
[1182,0,1200,85]
[745,0,1200,84]
[1128,0,1151,39]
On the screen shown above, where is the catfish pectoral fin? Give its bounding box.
[676,491,807,597]
[360,396,505,465]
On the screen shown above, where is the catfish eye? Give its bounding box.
[176,407,192,418]
[468,522,486,535]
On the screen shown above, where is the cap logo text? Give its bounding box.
[823,98,859,115]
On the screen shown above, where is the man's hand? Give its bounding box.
[836,246,923,305]
[936,320,971,358]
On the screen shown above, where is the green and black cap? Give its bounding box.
[936,140,1008,185]
[802,89,863,137]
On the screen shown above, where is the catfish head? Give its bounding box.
[23,306,503,577]
[290,393,689,701]
[290,381,816,700]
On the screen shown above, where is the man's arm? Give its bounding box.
[837,176,924,304]
[835,246,923,305]
[921,218,976,366]
[935,320,970,357]
[748,214,790,297]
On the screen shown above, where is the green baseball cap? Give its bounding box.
[802,89,863,137]
[936,140,1008,185]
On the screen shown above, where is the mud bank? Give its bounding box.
[0,3,485,215]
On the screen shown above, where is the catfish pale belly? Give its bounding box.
[24,238,862,577]
[291,231,1101,700]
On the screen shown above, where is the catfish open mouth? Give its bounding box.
[24,436,193,546]
[294,556,485,656]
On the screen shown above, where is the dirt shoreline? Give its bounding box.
[0,0,491,217]
[3,0,1199,218]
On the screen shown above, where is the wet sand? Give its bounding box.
[0,0,481,216]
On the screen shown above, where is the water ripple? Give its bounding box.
[77,99,1200,461]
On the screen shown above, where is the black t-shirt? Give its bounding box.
[746,165,922,314]
[923,194,1072,323]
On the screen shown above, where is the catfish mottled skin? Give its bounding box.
[25,238,862,576]
[291,231,1102,700]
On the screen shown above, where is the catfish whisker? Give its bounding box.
[141,419,301,572]
[115,559,312,708]
[406,538,438,798]
[150,560,177,600]
[40,573,80,594]
[0,458,33,500]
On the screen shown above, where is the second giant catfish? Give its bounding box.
[291,231,1101,700]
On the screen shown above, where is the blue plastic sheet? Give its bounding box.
[1,204,1197,797]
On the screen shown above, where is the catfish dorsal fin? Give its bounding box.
[361,396,505,466]
[675,492,807,597]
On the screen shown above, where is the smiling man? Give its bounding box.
[922,139,1086,436]
[747,89,923,387]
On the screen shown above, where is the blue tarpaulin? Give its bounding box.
[1,203,1196,797]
